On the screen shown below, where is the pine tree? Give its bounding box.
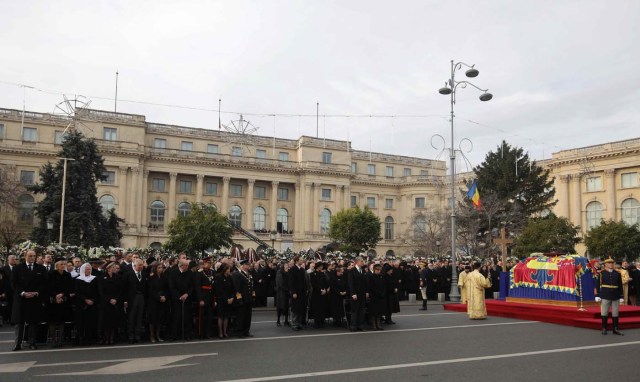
[30,130,122,247]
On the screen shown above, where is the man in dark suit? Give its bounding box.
[232,260,255,338]
[123,258,147,343]
[11,250,47,351]
[2,254,18,325]
[347,256,369,331]
[168,258,196,340]
[288,255,307,331]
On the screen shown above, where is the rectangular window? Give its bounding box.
[322,152,332,164]
[103,127,117,141]
[54,130,67,145]
[367,196,376,208]
[20,170,35,185]
[415,197,426,208]
[368,164,376,175]
[351,163,357,173]
[181,141,193,151]
[232,147,243,157]
[420,170,429,176]
[403,168,411,177]
[254,186,266,199]
[278,187,289,201]
[350,195,357,207]
[230,184,243,197]
[207,144,219,154]
[22,127,37,142]
[621,172,639,188]
[386,166,394,177]
[321,188,332,200]
[0,124,4,139]
[278,152,289,161]
[385,198,394,209]
[154,138,167,149]
[586,176,603,192]
[179,180,193,193]
[152,178,166,192]
[256,149,267,159]
[102,171,116,185]
[205,182,218,195]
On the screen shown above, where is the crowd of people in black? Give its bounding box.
[0,249,514,351]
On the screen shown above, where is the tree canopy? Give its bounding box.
[584,220,640,262]
[513,214,580,257]
[164,203,234,256]
[30,130,122,247]
[329,206,382,254]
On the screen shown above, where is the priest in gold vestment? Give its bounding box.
[457,266,471,304]
[466,262,492,319]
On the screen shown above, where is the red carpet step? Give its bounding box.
[443,300,640,330]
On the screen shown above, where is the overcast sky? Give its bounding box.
[2,1,639,170]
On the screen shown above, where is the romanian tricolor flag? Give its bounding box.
[467,179,481,210]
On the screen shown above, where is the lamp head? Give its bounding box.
[46,217,54,230]
[465,68,479,78]
[479,92,493,102]
[439,87,452,95]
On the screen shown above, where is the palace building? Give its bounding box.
[0,107,449,256]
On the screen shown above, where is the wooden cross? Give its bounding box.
[493,227,513,272]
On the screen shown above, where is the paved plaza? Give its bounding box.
[1,304,638,381]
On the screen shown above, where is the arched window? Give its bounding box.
[99,195,116,217]
[150,242,162,249]
[277,208,289,233]
[253,206,266,230]
[414,215,426,239]
[178,202,191,217]
[18,194,35,224]
[384,216,394,240]
[385,250,395,258]
[320,208,331,234]
[229,205,242,227]
[621,198,640,226]
[586,201,603,230]
[150,200,165,224]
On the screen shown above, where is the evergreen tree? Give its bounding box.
[329,206,382,254]
[30,130,122,247]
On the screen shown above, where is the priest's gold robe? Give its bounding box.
[466,269,492,319]
[619,268,631,305]
[458,270,469,304]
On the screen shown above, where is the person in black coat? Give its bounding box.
[123,259,147,343]
[328,266,348,327]
[98,262,125,345]
[275,263,290,327]
[11,250,48,351]
[309,262,329,328]
[47,260,74,347]
[214,263,235,338]
[146,262,169,343]
[168,259,197,341]
[74,263,99,345]
[2,254,18,326]
[368,264,386,331]
[288,255,307,331]
[232,260,255,338]
[383,264,400,324]
[347,256,368,331]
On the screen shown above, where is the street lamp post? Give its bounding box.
[58,157,75,245]
[436,239,441,256]
[46,217,54,245]
[438,60,492,302]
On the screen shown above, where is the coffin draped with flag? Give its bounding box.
[508,253,596,303]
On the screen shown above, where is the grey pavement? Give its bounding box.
[0,304,637,381]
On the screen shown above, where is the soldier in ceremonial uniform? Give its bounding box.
[232,259,255,338]
[195,257,215,339]
[596,257,624,335]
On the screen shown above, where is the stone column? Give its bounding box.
[605,169,616,220]
[377,193,383,216]
[271,181,279,230]
[246,179,255,229]
[570,175,582,228]
[140,170,149,229]
[313,183,320,233]
[118,167,128,223]
[304,182,312,233]
[129,167,139,227]
[196,174,204,204]
[559,175,571,219]
[222,177,230,215]
[294,183,301,235]
[168,172,177,223]
[344,185,351,209]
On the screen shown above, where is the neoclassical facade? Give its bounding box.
[545,138,640,254]
[0,107,449,256]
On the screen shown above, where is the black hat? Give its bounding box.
[315,262,325,270]
[188,260,198,269]
[146,257,156,266]
[202,256,212,262]
[88,257,103,264]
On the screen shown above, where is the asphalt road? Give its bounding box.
[0,304,637,381]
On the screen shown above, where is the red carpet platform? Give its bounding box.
[443,300,640,330]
